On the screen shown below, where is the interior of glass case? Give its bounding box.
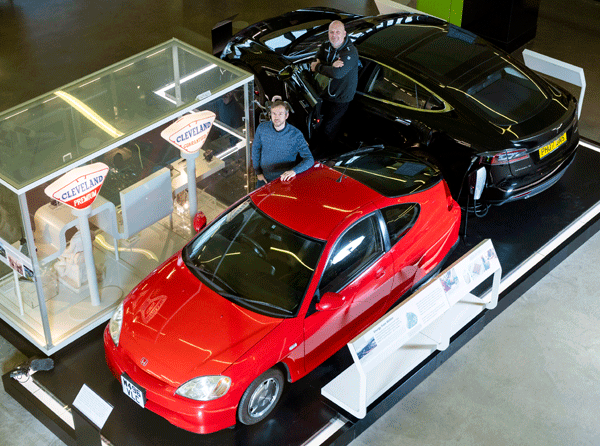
[0,41,253,352]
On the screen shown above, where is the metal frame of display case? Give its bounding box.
[0,39,254,354]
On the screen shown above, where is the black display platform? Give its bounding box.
[4,141,600,446]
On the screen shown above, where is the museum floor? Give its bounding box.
[1,0,600,445]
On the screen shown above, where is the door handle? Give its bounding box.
[375,268,386,279]
[395,117,411,125]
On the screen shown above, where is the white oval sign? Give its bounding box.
[160,110,216,154]
[44,162,109,210]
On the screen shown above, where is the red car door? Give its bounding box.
[303,214,395,374]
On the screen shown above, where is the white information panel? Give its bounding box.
[72,384,113,430]
[322,239,501,418]
[522,49,585,119]
[0,240,33,278]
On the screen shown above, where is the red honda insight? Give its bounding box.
[104,146,461,433]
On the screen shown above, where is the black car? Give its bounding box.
[221,8,579,212]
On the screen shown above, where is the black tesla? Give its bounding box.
[221,8,579,212]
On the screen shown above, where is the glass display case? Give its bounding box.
[0,39,254,354]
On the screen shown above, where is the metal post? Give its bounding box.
[72,207,100,306]
[18,193,53,350]
[244,81,253,192]
[182,151,200,224]
[172,45,182,106]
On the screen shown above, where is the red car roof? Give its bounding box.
[251,164,381,241]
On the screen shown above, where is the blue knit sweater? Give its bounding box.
[251,121,314,182]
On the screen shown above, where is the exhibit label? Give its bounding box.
[44,163,109,210]
[161,110,216,154]
[72,384,114,429]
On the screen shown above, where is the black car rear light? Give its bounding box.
[486,149,530,165]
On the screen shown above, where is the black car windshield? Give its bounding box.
[331,148,441,197]
[182,199,324,318]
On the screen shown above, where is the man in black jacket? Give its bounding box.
[310,20,358,154]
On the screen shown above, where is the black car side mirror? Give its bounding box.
[316,292,346,311]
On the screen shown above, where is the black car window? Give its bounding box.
[319,215,384,294]
[364,63,444,110]
[381,203,420,246]
[455,63,549,124]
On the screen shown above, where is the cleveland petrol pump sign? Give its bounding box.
[160,110,216,154]
[45,162,109,210]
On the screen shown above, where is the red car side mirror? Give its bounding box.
[315,292,346,311]
[193,212,207,233]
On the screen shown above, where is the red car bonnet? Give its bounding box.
[120,254,282,385]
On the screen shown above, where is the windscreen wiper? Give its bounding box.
[187,263,236,295]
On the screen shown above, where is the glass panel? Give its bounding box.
[196,85,249,208]
[381,203,420,246]
[0,184,46,345]
[183,200,324,318]
[24,84,251,349]
[0,40,252,352]
[460,64,549,124]
[367,64,420,108]
[0,184,23,244]
[331,149,441,197]
[320,216,383,293]
[0,40,251,191]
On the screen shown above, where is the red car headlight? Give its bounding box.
[108,301,124,346]
[175,376,232,401]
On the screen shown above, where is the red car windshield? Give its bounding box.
[183,199,324,318]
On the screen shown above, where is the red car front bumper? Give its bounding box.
[103,326,238,434]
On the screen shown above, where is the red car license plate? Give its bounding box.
[121,373,146,408]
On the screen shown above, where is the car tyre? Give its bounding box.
[237,368,284,425]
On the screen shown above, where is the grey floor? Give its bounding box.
[1,0,600,445]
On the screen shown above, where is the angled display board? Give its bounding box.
[322,239,501,418]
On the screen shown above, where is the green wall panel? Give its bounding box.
[416,0,464,26]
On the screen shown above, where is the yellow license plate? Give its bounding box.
[539,132,567,159]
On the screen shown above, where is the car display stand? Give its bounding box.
[3,141,600,446]
[322,240,501,419]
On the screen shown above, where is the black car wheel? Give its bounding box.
[238,368,284,425]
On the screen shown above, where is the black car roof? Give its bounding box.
[350,15,496,86]
[285,13,499,86]
[329,147,442,198]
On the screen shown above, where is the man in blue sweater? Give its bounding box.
[252,100,314,187]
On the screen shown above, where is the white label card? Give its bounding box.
[72,384,114,429]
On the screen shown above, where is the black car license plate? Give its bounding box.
[539,131,567,159]
[121,373,146,408]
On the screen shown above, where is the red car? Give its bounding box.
[104,146,461,433]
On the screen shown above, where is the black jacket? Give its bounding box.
[315,37,359,103]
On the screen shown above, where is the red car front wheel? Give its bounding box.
[237,368,284,425]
